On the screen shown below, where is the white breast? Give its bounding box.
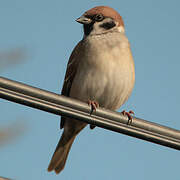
[70,32,135,110]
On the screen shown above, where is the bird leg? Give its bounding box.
[88,100,99,129]
[121,110,134,125]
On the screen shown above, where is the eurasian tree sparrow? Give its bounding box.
[48,6,135,174]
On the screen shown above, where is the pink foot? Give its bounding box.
[88,100,99,112]
[121,110,134,125]
[88,100,99,129]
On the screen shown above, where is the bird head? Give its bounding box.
[76,6,125,37]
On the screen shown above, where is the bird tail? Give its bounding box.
[47,130,76,174]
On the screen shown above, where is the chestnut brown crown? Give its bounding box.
[84,6,124,27]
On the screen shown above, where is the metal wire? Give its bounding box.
[0,76,180,150]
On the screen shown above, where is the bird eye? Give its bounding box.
[94,14,104,22]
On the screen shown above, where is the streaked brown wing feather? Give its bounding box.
[60,41,82,129]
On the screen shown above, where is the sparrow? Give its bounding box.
[48,6,135,174]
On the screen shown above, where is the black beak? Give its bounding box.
[76,16,92,25]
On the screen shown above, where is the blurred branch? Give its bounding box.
[0,121,25,147]
[0,47,27,146]
[0,47,26,71]
[0,176,12,180]
[0,77,180,150]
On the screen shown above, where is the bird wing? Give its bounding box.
[60,41,83,129]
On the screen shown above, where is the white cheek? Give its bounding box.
[118,26,125,33]
[92,23,102,33]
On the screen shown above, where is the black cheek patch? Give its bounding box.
[100,21,116,30]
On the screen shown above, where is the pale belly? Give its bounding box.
[69,53,135,110]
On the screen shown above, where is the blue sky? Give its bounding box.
[0,0,180,179]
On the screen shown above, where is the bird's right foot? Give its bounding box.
[88,100,99,130]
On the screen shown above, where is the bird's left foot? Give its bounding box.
[121,110,134,125]
[88,100,99,129]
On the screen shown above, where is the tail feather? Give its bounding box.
[54,138,75,174]
[48,131,76,173]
